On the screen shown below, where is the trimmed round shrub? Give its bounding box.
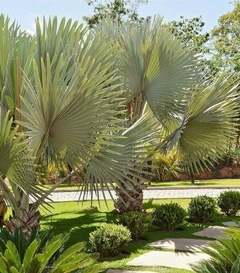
[218,190,240,216]
[152,202,186,231]
[89,223,131,257]
[118,211,151,241]
[188,195,216,223]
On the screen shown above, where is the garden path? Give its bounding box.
[107,222,237,272]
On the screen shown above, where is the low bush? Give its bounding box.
[152,202,186,231]
[118,211,151,241]
[218,190,240,216]
[89,223,131,257]
[188,195,216,223]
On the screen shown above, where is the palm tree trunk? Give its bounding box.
[1,189,40,237]
[0,193,7,227]
[114,181,147,214]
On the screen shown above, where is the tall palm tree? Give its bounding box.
[95,16,240,212]
[0,15,158,234]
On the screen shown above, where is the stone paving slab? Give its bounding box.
[127,250,210,271]
[222,221,239,227]
[193,225,227,238]
[148,238,210,252]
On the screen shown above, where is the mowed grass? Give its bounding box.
[40,178,240,191]
[39,198,239,273]
[150,178,240,188]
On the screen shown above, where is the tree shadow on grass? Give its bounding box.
[40,207,118,249]
[142,198,158,211]
[40,203,214,258]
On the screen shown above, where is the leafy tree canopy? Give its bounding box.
[84,0,148,27]
[169,16,209,53]
[169,16,211,77]
[209,0,240,75]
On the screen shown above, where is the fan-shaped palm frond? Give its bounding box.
[0,110,47,212]
[81,113,158,203]
[117,16,201,127]
[161,74,239,172]
[0,15,35,117]
[18,33,124,163]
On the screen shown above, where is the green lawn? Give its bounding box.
[39,199,239,273]
[149,179,240,188]
[40,178,240,192]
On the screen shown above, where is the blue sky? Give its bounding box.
[1,0,234,33]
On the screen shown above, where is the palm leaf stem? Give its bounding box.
[16,58,22,133]
[0,177,18,214]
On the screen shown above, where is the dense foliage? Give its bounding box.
[209,0,240,76]
[152,203,186,231]
[188,196,216,223]
[84,0,148,27]
[0,228,96,273]
[89,223,131,257]
[218,190,240,216]
[118,211,151,240]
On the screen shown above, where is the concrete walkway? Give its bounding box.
[49,187,240,202]
[126,250,210,271]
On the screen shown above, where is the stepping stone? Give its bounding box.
[148,238,210,252]
[106,269,156,273]
[193,226,227,239]
[222,221,239,227]
[127,250,210,271]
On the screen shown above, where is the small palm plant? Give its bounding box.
[191,223,240,273]
[0,228,96,273]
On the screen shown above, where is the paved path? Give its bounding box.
[49,187,240,202]
[111,222,237,272]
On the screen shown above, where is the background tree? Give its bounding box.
[208,0,240,76]
[84,0,148,27]
[206,0,240,163]
[169,16,209,53]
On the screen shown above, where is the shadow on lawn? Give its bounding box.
[40,207,118,248]
[40,205,224,254]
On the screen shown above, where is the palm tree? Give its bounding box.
[0,14,239,230]
[0,15,158,234]
[95,16,239,212]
